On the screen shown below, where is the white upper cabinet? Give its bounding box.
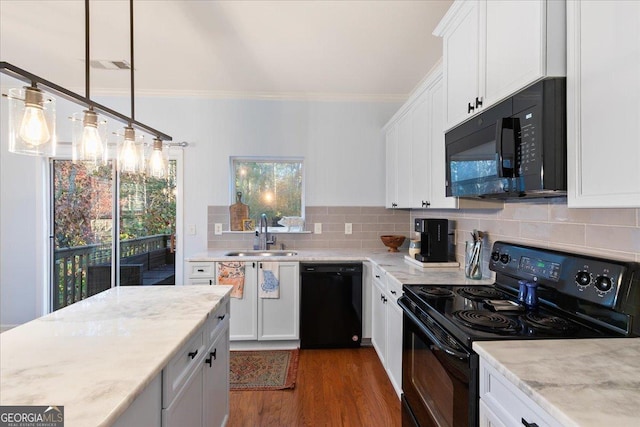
[384,63,456,209]
[434,0,566,131]
[436,0,482,129]
[567,1,640,207]
[385,125,399,209]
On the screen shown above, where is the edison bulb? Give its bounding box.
[149,148,166,178]
[120,139,138,172]
[82,125,104,160]
[19,105,50,146]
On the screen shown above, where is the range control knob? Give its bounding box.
[595,276,613,293]
[500,253,510,264]
[575,271,592,287]
[491,251,500,262]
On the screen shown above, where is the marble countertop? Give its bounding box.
[188,248,496,286]
[0,285,232,427]
[474,339,640,426]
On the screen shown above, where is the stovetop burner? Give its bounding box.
[522,312,578,335]
[417,287,455,298]
[453,310,520,333]
[456,287,507,301]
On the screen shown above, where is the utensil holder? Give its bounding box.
[465,240,483,279]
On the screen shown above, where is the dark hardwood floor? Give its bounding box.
[228,346,401,427]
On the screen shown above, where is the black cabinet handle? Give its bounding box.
[188,350,198,359]
[252,262,256,268]
[205,349,217,367]
[217,314,226,321]
[475,96,483,108]
[391,290,397,295]
[521,418,539,427]
[391,203,397,208]
[375,274,381,279]
[421,200,430,207]
[197,268,204,272]
[209,279,212,286]
[468,102,474,113]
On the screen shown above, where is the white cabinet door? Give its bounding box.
[162,366,204,427]
[227,262,258,341]
[411,93,431,208]
[385,125,398,208]
[428,75,458,209]
[396,111,413,208]
[371,276,387,366]
[567,1,640,207]
[386,298,403,398]
[258,262,300,340]
[484,0,544,106]
[203,329,229,427]
[440,0,481,129]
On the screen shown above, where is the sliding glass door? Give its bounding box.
[51,159,176,311]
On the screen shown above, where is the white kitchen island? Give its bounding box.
[0,285,232,427]
[474,338,640,427]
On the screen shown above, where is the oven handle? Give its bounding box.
[398,297,470,361]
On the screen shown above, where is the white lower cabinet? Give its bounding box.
[215,261,299,342]
[479,355,562,427]
[370,263,402,398]
[162,298,230,427]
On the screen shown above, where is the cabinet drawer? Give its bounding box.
[188,262,214,277]
[372,264,387,286]
[386,275,403,303]
[480,361,562,427]
[163,327,205,408]
[206,298,229,346]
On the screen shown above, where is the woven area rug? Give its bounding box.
[229,349,299,391]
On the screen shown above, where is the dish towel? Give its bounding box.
[217,261,245,299]
[259,262,280,299]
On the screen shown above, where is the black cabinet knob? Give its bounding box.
[188,350,198,359]
[205,349,217,367]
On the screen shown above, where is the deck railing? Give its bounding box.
[53,234,171,310]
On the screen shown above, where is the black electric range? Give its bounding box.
[399,241,640,427]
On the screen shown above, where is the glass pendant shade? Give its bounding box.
[147,138,167,179]
[72,110,108,166]
[117,126,144,173]
[7,86,56,156]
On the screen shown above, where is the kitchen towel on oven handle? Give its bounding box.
[259,262,280,299]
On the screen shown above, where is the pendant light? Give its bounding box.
[118,125,144,173]
[72,0,108,166]
[147,138,167,178]
[7,84,56,156]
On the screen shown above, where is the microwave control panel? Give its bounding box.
[515,107,541,176]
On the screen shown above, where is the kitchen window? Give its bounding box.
[231,157,304,231]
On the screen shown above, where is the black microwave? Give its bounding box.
[445,78,566,199]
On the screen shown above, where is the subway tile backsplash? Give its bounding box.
[208,200,640,263]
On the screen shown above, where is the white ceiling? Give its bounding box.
[0,0,452,101]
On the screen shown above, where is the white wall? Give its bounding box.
[0,93,399,327]
[129,96,399,259]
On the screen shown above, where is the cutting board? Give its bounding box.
[229,191,249,231]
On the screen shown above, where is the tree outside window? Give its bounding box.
[231,158,303,228]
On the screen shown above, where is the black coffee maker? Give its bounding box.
[414,218,453,263]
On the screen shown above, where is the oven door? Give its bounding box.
[398,296,477,427]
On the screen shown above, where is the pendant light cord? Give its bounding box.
[85,0,90,102]
[129,0,135,122]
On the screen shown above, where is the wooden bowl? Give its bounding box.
[380,235,406,252]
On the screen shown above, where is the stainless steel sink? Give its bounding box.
[224,251,298,257]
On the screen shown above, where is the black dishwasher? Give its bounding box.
[300,263,362,349]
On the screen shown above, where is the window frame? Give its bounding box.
[229,156,305,232]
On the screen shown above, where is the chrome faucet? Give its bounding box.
[259,213,276,250]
